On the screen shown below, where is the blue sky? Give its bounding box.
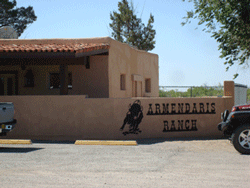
[17,0,250,87]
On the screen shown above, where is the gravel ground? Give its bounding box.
[0,139,249,188]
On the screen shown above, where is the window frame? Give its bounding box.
[49,72,72,89]
[24,69,35,87]
[120,74,126,91]
[145,78,151,93]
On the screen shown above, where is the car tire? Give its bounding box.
[232,125,250,154]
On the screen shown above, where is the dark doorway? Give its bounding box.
[0,73,17,95]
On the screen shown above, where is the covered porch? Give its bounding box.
[0,41,109,97]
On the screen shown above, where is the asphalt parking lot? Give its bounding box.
[0,139,249,188]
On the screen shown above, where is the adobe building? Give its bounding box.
[0,37,159,98]
[0,37,236,141]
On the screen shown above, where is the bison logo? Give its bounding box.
[120,100,143,135]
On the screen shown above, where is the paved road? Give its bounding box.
[0,139,249,188]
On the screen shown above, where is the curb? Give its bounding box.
[0,139,32,145]
[75,140,137,146]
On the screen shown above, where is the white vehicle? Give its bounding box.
[0,102,16,136]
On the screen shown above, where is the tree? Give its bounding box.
[182,0,250,78]
[247,88,250,102]
[109,0,156,51]
[0,0,37,37]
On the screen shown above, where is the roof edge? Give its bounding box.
[0,36,112,45]
[109,38,158,56]
[0,36,157,56]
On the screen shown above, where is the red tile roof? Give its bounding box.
[0,43,110,53]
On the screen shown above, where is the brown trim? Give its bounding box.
[0,52,75,59]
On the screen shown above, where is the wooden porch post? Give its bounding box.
[60,64,68,95]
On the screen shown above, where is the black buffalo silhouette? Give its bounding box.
[120,100,143,135]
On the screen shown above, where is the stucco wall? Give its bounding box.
[2,95,233,141]
[70,55,109,98]
[108,39,159,98]
[224,81,235,110]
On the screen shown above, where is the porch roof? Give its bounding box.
[0,43,109,56]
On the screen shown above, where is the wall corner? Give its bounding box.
[224,81,234,98]
[223,80,235,110]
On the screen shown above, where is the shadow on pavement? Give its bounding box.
[136,137,226,145]
[0,147,43,153]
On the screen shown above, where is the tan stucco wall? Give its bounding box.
[108,39,159,98]
[224,81,234,109]
[68,55,109,98]
[0,56,109,97]
[2,95,233,141]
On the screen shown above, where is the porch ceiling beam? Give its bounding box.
[75,49,109,58]
[0,52,75,59]
[0,49,109,59]
[0,58,88,66]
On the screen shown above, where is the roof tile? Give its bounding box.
[0,43,110,53]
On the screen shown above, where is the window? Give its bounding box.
[120,74,126,90]
[50,73,72,89]
[24,69,34,87]
[145,78,151,93]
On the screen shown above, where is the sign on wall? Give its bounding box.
[120,100,143,135]
[120,100,216,135]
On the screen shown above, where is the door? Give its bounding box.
[137,81,142,97]
[0,74,16,95]
[132,81,142,97]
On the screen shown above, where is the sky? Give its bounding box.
[16,0,250,87]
